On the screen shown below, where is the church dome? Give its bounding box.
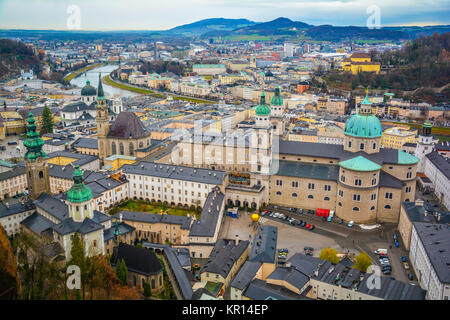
[344,114,382,138]
[270,86,283,106]
[67,165,92,203]
[255,91,271,116]
[81,80,97,96]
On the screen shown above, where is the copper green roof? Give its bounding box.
[67,165,93,203]
[339,156,382,172]
[398,150,419,165]
[23,113,47,162]
[344,114,382,138]
[96,73,106,101]
[270,86,283,106]
[254,91,271,116]
[361,93,372,105]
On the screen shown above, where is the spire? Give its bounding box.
[67,165,93,203]
[24,112,47,162]
[260,90,266,105]
[97,73,105,100]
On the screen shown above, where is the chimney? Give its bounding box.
[119,213,123,223]
[415,199,424,207]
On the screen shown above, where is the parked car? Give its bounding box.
[304,247,314,251]
[0,146,6,151]
[337,219,343,224]
[273,212,280,218]
[393,234,398,241]
[301,221,307,227]
[347,221,354,227]
[305,250,313,256]
[374,249,388,255]
[394,241,400,248]
[289,220,296,225]
[307,210,314,215]
[327,211,334,222]
[401,256,407,262]
[298,208,303,214]
[289,208,297,213]
[278,248,289,253]
[383,270,392,275]
[297,220,303,226]
[403,262,410,270]
[408,273,414,280]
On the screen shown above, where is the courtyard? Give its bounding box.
[108,199,201,219]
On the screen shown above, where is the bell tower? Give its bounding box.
[24,113,51,200]
[96,73,109,165]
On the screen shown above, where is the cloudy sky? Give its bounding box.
[0,0,449,30]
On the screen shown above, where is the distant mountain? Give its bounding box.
[233,17,311,35]
[168,18,256,35]
[305,25,408,41]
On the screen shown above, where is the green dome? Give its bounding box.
[81,80,97,96]
[254,91,271,116]
[67,165,92,203]
[271,86,283,106]
[344,114,382,138]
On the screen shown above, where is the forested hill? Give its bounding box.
[0,39,41,80]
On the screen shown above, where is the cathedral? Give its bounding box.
[95,74,152,166]
[170,89,419,224]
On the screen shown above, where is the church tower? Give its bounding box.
[251,91,272,175]
[96,73,109,166]
[415,121,434,173]
[67,165,94,222]
[24,113,51,200]
[270,85,285,136]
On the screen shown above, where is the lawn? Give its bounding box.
[392,122,450,136]
[108,200,201,219]
[63,63,104,82]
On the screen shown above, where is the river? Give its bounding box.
[69,64,141,98]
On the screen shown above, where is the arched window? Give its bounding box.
[276,191,282,195]
[39,171,43,179]
[370,206,375,210]
[292,193,297,197]
[353,207,360,211]
[360,143,364,150]
[139,142,143,148]
[405,199,410,202]
[372,178,377,185]
[373,142,377,150]
[324,197,330,201]
[348,141,352,148]
[308,195,314,199]
[341,175,345,182]
[355,179,362,186]
[119,142,124,155]
[111,141,117,154]
[129,143,134,156]
[338,202,342,207]
[385,205,391,209]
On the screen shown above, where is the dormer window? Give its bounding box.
[360,143,364,150]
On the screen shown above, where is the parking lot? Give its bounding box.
[0,136,24,161]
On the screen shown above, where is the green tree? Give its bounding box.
[319,247,340,264]
[69,233,87,299]
[40,105,54,134]
[353,252,372,272]
[143,282,151,298]
[116,259,128,286]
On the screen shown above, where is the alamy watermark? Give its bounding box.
[366,265,381,290]
[66,5,81,30]
[66,265,81,290]
[366,5,381,29]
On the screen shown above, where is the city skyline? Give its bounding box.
[0,0,449,31]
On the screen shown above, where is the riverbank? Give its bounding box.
[63,63,105,83]
[103,73,215,104]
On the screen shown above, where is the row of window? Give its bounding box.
[275,191,331,201]
[348,141,377,150]
[340,176,377,186]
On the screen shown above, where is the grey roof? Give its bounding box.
[200,239,249,278]
[426,151,450,180]
[108,112,150,139]
[62,101,95,113]
[230,261,262,291]
[113,211,191,230]
[52,217,104,235]
[276,160,340,181]
[413,222,450,284]
[189,187,224,237]
[34,193,69,222]
[20,211,55,235]
[402,202,450,224]
[164,247,193,299]
[0,201,34,218]
[122,161,226,185]
[379,171,404,189]
[266,266,310,291]
[111,243,163,276]
[249,225,277,263]
[0,166,25,181]
[287,253,323,277]
[243,278,309,300]
[103,222,135,242]
[72,137,98,149]
[313,257,427,300]
[47,151,98,168]
[279,140,403,166]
